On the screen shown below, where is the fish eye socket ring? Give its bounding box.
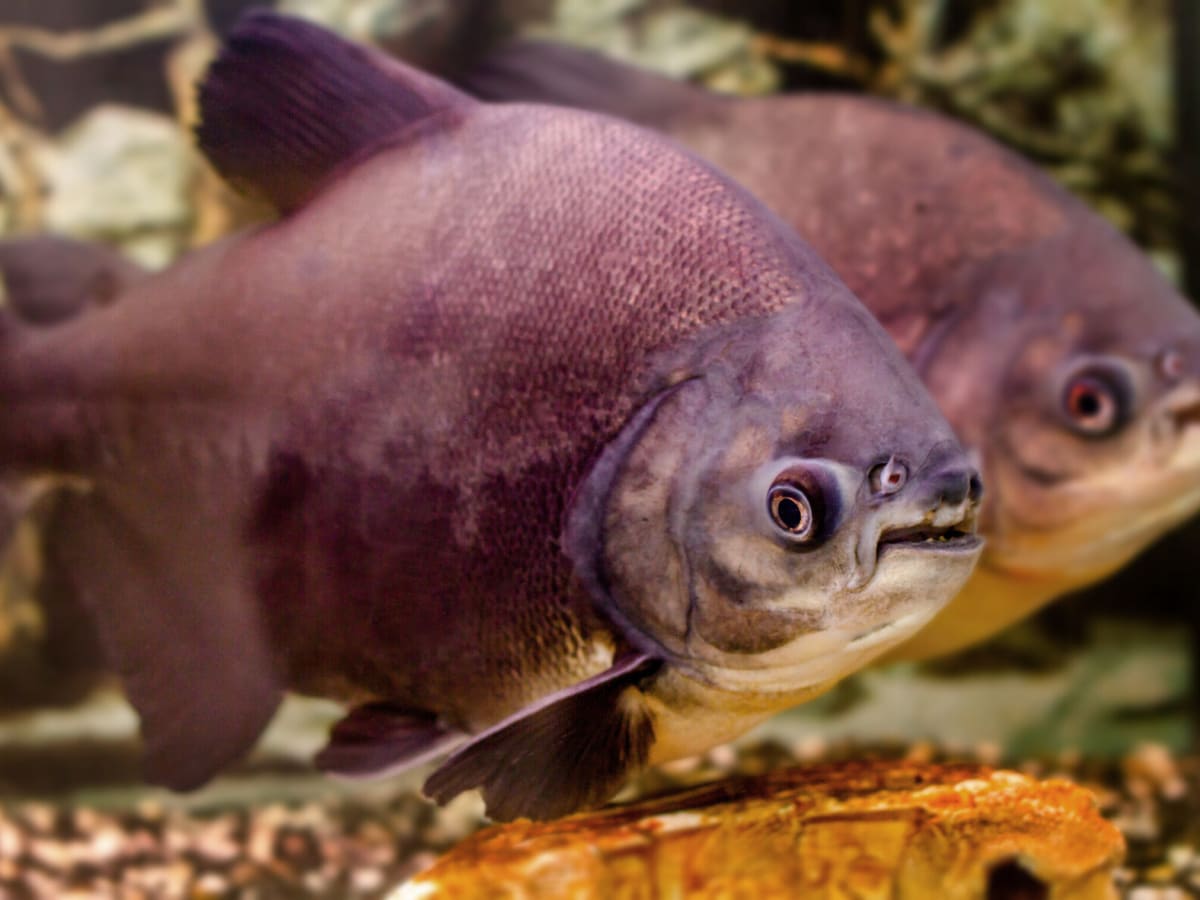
[767,483,817,541]
[1060,366,1130,438]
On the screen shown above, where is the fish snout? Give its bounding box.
[919,463,982,509]
[907,441,983,514]
[1167,386,1200,431]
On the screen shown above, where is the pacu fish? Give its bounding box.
[0,13,982,821]
[464,43,1200,660]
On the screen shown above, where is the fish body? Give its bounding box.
[0,14,982,820]
[465,44,1200,659]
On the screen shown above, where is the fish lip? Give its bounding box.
[876,523,982,556]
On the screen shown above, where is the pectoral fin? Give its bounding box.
[423,653,661,822]
[316,704,463,779]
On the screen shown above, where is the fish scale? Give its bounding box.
[0,13,982,821]
[462,40,1200,662]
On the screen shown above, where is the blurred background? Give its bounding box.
[0,1,1196,896]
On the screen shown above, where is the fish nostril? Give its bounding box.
[927,466,971,507]
[968,472,984,504]
[1175,400,1200,430]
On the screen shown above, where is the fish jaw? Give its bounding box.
[984,381,1200,585]
[888,382,1200,663]
[642,666,837,767]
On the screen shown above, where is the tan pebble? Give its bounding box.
[352,867,385,892]
[1111,806,1160,843]
[195,820,241,865]
[1126,775,1154,801]
[303,871,329,893]
[903,741,935,764]
[422,794,486,846]
[28,837,72,869]
[21,804,55,834]
[706,744,737,770]
[246,820,277,864]
[193,871,229,896]
[791,735,826,762]
[124,829,161,856]
[24,867,65,897]
[135,800,165,822]
[659,755,703,775]
[71,808,100,833]
[0,819,24,859]
[1127,887,1164,900]
[87,826,125,863]
[1145,864,1177,884]
[1056,747,1082,770]
[1162,777,1188,801]
[406,850,438,876]
[1161,888,1190,900]
[973,741,1002,766]
[1167,844,1195,871]
[1123,742,1180,792]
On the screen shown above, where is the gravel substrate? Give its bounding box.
[0,740,1196,898]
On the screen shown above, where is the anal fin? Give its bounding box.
[423,654,661,822]
[53,489,282,789]
[316,704,463,779]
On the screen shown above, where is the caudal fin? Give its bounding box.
[0,234,144,548]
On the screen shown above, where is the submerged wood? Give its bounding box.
[400,760,1124,899]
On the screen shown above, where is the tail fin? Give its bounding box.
[0,235,145,325]
[457,40,707,129]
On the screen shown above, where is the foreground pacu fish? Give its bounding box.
[0,13,983,821]
[465,44,1200,660]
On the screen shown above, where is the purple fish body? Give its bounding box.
[464,43,1200,659]
[0,15,983,820]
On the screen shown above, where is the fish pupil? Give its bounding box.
[778,497,803,530]
[1075,391,1101,417]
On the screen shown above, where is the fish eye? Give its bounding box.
[767,482,818,540]
[1061,369,1128,437]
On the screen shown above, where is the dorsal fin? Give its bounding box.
[196,11,473,213]
[459,40,709,130]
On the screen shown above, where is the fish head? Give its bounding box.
[923,219,1200,588]
[571,299,984,698]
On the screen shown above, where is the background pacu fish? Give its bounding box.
[463,42,1200,661]
[0,14,983,820]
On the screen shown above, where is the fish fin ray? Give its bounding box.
[53,490,282,789]
[459,40,703,129]
[196,11,473,213]
[315,704,463,779]
[423,654,661,821]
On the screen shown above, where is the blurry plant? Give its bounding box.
[871,0,1175,267]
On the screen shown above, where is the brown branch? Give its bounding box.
[750,34,873,84]
[0,0,205,63]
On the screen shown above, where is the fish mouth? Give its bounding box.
[877,522,982,555]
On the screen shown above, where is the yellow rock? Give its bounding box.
[397,761,1124,899]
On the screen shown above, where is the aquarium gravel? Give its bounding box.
[0,739,1195,898]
